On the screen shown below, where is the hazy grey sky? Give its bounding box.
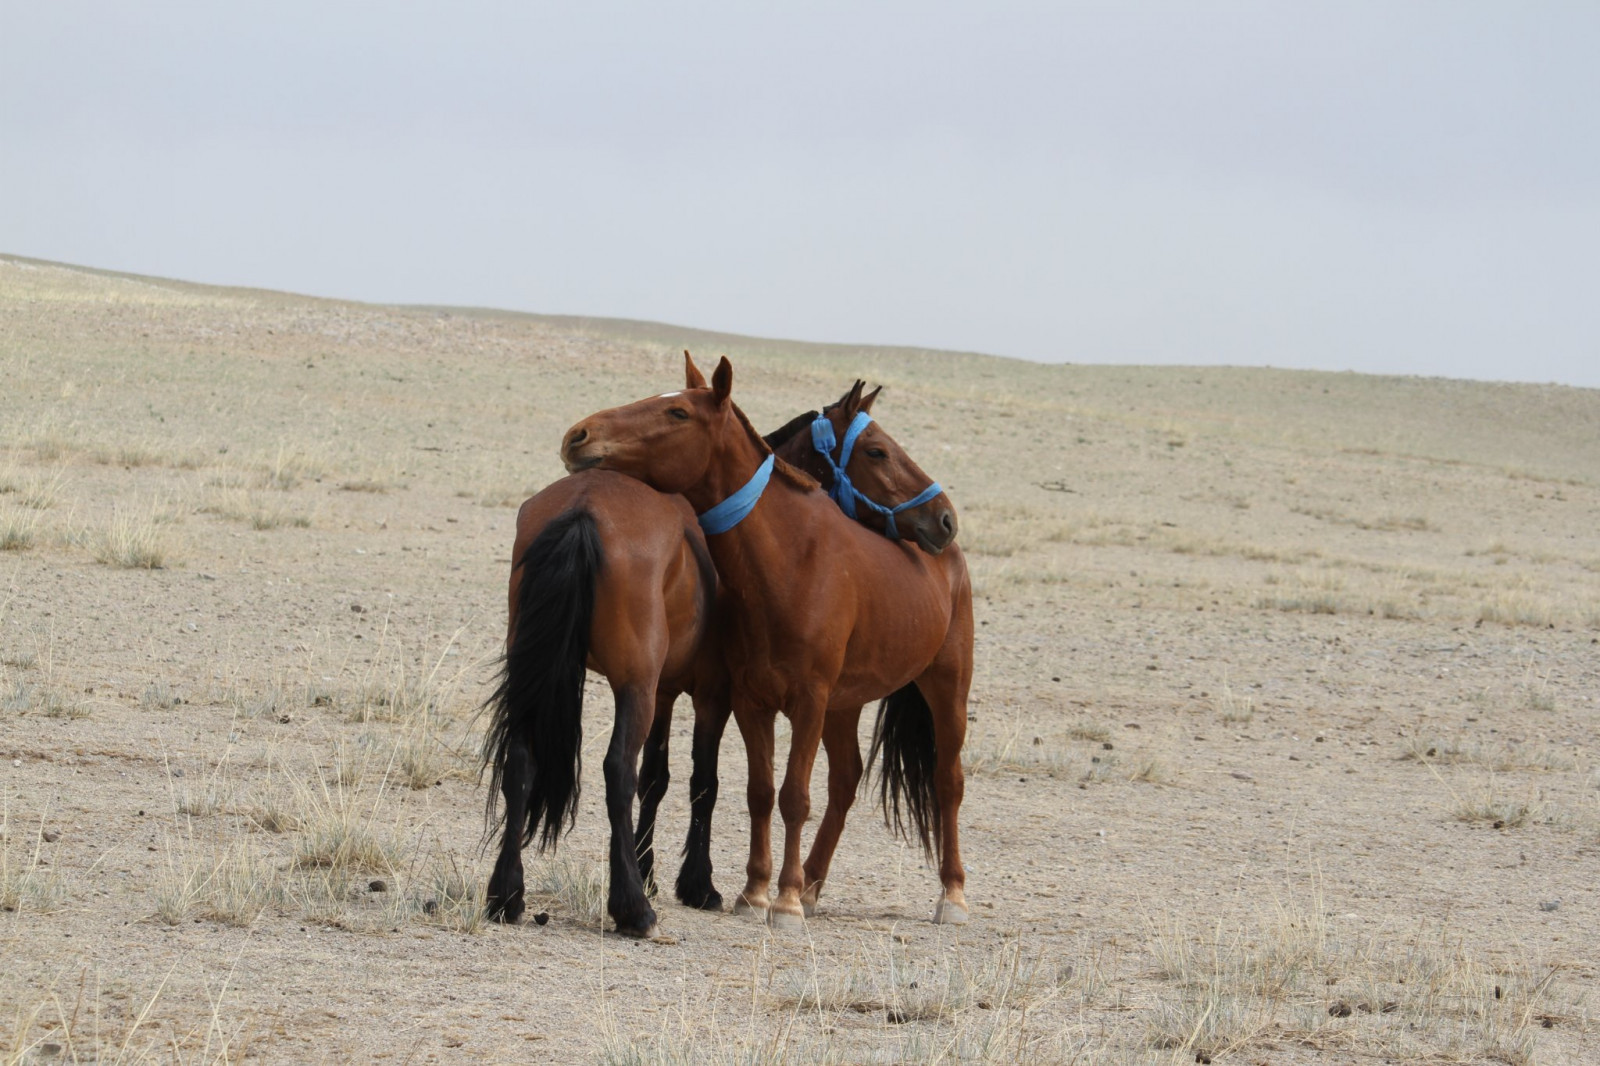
[5,2,1598,386]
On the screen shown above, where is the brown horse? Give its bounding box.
[483,365,956,936]
[563,355,974,927]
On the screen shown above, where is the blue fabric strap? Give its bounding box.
[696,453,775,535]
[810,411,942,540]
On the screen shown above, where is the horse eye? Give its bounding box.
[866,447,887,459]
[668,408,690,421]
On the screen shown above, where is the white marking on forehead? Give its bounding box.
[658,391,682,398]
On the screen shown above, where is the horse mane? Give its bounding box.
[732,403,818,491]
[762,410,819,451]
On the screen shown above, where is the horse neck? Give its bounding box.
[682,413,772,516]
[771,430,826,485]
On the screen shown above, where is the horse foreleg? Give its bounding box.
[677,680,732,910]
[486,737,531,923]
[771,691,828,930]
[731,704,776,920]
[800,704,864,917]
[634,689,678,896]
[602,683,658,937]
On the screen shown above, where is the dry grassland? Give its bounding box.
[2,253,1599,1063]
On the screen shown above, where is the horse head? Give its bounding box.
[781,380,959,554]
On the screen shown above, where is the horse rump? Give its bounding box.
[867,681,940,862]
[482,508,602,852]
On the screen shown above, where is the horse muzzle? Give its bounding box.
[911,506,957,555]
[561,424,604,473]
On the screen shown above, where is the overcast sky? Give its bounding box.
[4,3,1597,387]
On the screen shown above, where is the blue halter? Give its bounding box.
[809,411,943,540]
[696,453,775,535]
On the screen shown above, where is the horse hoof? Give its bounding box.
[768,907,805,932]
[932,899,970,925]
[615,920,658,940]
[731,896,767,919]
[676,884,724,911]
[613,907,659,939]
[486,897,524,924]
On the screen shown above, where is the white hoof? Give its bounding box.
[932,899,970,925]
[801,899,818,918]
[768,907,806,932]
[732,896,768,919]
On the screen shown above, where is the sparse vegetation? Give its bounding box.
[1,799,65,915]
[0,508,38,551]
[200,488,311,530]
[528,857,609,928]
[2,680,87,719]
[4,256,1599,1061]
[87,506,172,568]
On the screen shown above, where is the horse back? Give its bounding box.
[512,471,713,690]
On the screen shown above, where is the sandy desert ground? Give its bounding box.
[2,253,1599,1064]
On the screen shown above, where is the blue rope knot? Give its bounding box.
[810,411,942,540]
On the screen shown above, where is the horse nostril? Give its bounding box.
[940,510,955,534]
[568,427,588,448]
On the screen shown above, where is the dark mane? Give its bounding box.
[732,403,818,492]
[762,410,819,451]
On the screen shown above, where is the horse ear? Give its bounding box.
[711,356,733,407]
[845,380,866,412]
[860,385,883,414]
[684,350,708,389]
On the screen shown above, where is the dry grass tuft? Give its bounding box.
[528,857,609,928]
[1401,737,1575,773]
[1451,788,1544,829]
[0,508,39,552]
[1,799,66,915]
[1217,682,1256,724]
[418,854,485,934]
[259,445,327,490]
[200,488,311,530]
[87,506,172,568]
[964,729,1078,777]
[17,468,68,510]
[290,773,402,876]
[154,831,282,928]
[1477,588,1557,627]
[2,680,88,719]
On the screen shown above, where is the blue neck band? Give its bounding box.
[696,452,775,535]
[809,411,942,540]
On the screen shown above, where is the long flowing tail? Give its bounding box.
[483,508,602,852]
[867,682,941,862]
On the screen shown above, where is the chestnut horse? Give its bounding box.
[563,355,973,927]
[483,365,955,936]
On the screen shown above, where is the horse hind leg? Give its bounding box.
[602,682,659,938]
[916,675,970,926]
[486,737,532,923]
[634,688,678,896]
[676,680,732,911]
[799,705,864,917]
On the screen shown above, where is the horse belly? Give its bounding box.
[827,585,952,707]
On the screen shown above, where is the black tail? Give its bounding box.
[482,509,602,852]
[867,682,941,862]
